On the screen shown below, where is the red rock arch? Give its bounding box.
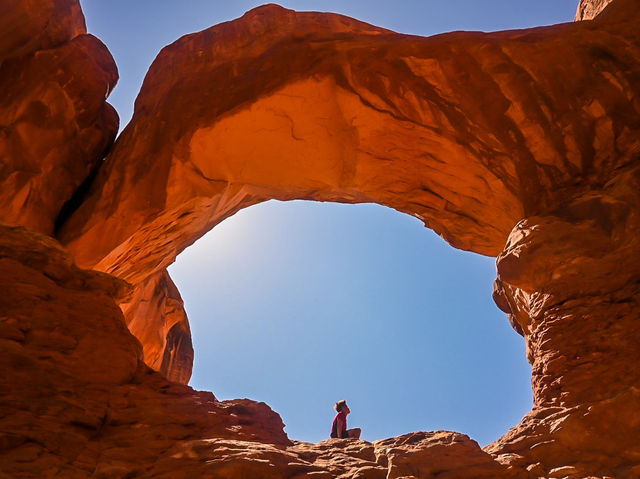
[52,1,640,475]
[60,2,639,282]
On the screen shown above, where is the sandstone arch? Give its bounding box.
[59,1,640,282]
[2,0,638,475]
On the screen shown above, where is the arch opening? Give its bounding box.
[168,199,532,445]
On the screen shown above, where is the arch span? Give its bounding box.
[59,1,639,284]
[55,2,640,474]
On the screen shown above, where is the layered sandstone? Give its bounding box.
[488,165,640,477]
[59,1,640,280]
[0,0,118,235]
[0,224,289,477]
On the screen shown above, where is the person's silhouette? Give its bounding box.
[330,400,361,439]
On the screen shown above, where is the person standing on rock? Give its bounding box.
[330,400,361,439]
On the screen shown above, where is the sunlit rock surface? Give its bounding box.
[57,0,640,400]
[63,1,639,277]
[575,0,616,20]
[0,0,118,235]
[2,0,640,476]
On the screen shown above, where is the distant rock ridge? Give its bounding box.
[1,0,640,477]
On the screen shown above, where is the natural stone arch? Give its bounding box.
[54,1,640,474]
[59,0,639,282]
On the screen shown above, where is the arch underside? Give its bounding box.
[58,1,640,284]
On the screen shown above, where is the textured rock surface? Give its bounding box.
[0,224,522,477]
[0,0,85,63]
[0,224,289,477]
[487,164,640,478]
[59,0,640,283]
[120,269,194,384]
[58,0,640,399]
[575,0,616,20]
[3,0,640,477]
[0,0,118,235]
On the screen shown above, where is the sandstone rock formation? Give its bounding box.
[59,0,640,277]
[488,166,640,477]
[2,0,640,477]
[120,269,194,384]
[0,223,290,477]
[1,223,522,477]
[575,0,616,20]
[0,0,118,236]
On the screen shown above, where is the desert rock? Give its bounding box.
[575,0,616,20]
[56,0,640,393]
[59,1,640,282]
[0,0,118,235]
[120,269,194,384]
[2,0,640,477]
[0,224,290,477]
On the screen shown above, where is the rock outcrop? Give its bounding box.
[120,269,194,384]
[488,165,640,477]
[0,223,521,477]
[2,0,640,477]
[0,0,118,236]
[575,0,616,20]
[0,224,290,477]
[59,0,640,277]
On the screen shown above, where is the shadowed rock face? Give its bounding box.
[2,0,640,476]
[0,226,518,477]
[59,1,640,280]
[120,269,194,384]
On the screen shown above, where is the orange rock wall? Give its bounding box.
[120,269,194,384]
[58,0,640,394]
[0,0,118,235]
[0,225,290,477]
[2,0,640,477]
[59,2,640,277]
[488,165,640,477]
[0,226,520,477]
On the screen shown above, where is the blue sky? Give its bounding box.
[80,0,579,445]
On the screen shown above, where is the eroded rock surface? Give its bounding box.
[575,0,616,20]
[0,0,118,235]
[487,164,640,478]
[0,224,524,477]
[0,224,289,477]
[60,0,640,281]
[55,0,640,397]
[3,0,640,477]
[120,269,194,384]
